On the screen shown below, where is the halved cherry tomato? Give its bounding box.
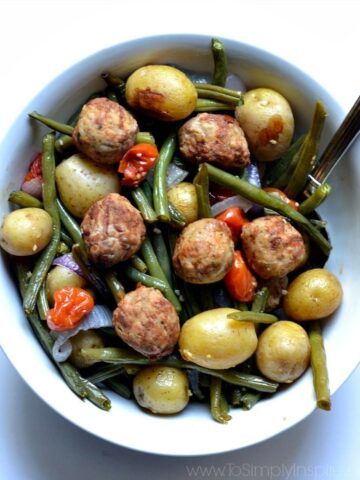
[21,153,43,199]
[224,250,257,302]
[46,287,94,332]
[264,187,299,210]
[24,153,43,182]
[118,143,158,187]
[216,207,249,243]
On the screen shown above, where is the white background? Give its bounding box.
[0,1,359,478]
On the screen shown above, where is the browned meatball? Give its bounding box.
[240,216,307,279]
[113,286,180,360]
[81,193,145,268]
[172,218,234,284]
[73,97,138,165]
[178,113,250,170]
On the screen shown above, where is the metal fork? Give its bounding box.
[304,95,360,196]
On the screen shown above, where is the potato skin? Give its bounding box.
[235,88,294,162]
[125,65,197,121]
[46,266,87,304]
[0,208,52,256]
[283,268,343,321]
[256,320,310,383]
[55,153,121,218]
[69,330,105,369]
[167,182,198,225]
[179,308,258,369]
[133,366,190,414]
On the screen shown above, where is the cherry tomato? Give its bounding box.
[264,187,299,210]
[224,250,257,302]
[118,143,158,187]
[46,287,94,331]
[23,153,43,182]
[216,207,249,243]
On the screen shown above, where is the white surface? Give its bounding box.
[0,0,359,477]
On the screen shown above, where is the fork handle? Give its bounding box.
[305,95,360,195]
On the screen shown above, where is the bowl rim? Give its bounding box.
[0,33,358,456]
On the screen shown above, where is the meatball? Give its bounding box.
[178,113,250,170]
[81,193,145,268]
[113,286,180,360]
[240,216,307,279]
[73,97,138,164]
[172,218,234,284]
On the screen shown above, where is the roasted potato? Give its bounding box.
[46,265,87,304]
[55,153,121,218]
[178,308,258,369]
[167,182,198,225]
[133,366,190,414]
[256,320,311,383]
[0,207,52,256]
[125,65,197,121]
[283,268,343,321]
[235,87,294,162]
[69,330,105,369]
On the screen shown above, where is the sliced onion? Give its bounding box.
[146,162,188,189]
[52,305,113,362]
[52,253,84,278]
[225,73,246,92]
[244,162,262,188]
[211,195,254,216]
[21,177,43,199]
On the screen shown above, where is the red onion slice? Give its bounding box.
[21,177,43,199]
[52,253,84,278]
[52,305,113,362]
[211,195,254,216]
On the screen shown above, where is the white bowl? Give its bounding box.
[0,34,359,456]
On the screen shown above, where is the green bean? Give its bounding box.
[56,241,70,255]
[195,98,234,112]
[241,391,262,410]
[71,243,111,301]
[16,262,111,410]
[285,101,327,198]
[168,202,186,228]
[153,132,177,222]
[195,83,243,99]
[195,87,243,106]
[227,310,277,324]
[210,377,232,423]
[60,230,73,248]
[251,287,269,313]
[150,227,172,284]
[140,237,182,311]
[135,131,156,145]
[179,280,202,318]
[211,38,228,87]
[308,321,331,411]
[233,301,249,311]
[123,265,168,290]
[264,134,306,188]
[103,270,125,302]
[130,254,148,273]
[101,72,125,93]
[205,163,331,255]
[8,190,43,208]
[55,134,73,153]
[105,378,132,399]
[23,133,61,315]
[36,281,49,321]
[298,183,332,216]
[28,111,74,135]
[87,364,125,384]
[56,199,84,246]
[230,387,243,406]
[130,187,157,223]
[80,347,279,393]
[193,164,212,218]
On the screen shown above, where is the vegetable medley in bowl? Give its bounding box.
[0,34,356,455]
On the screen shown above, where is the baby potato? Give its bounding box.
[256,320,310,383]
[69,330,105,369]
[178,308,258,369]
[167,182,198,225]
[46,265,87,304]
[0,207,52,256]
[283,268,343,321]
[235,88,294,162]
[125,65,197,121]
[133,366,190,414]
[55,153,121,218]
